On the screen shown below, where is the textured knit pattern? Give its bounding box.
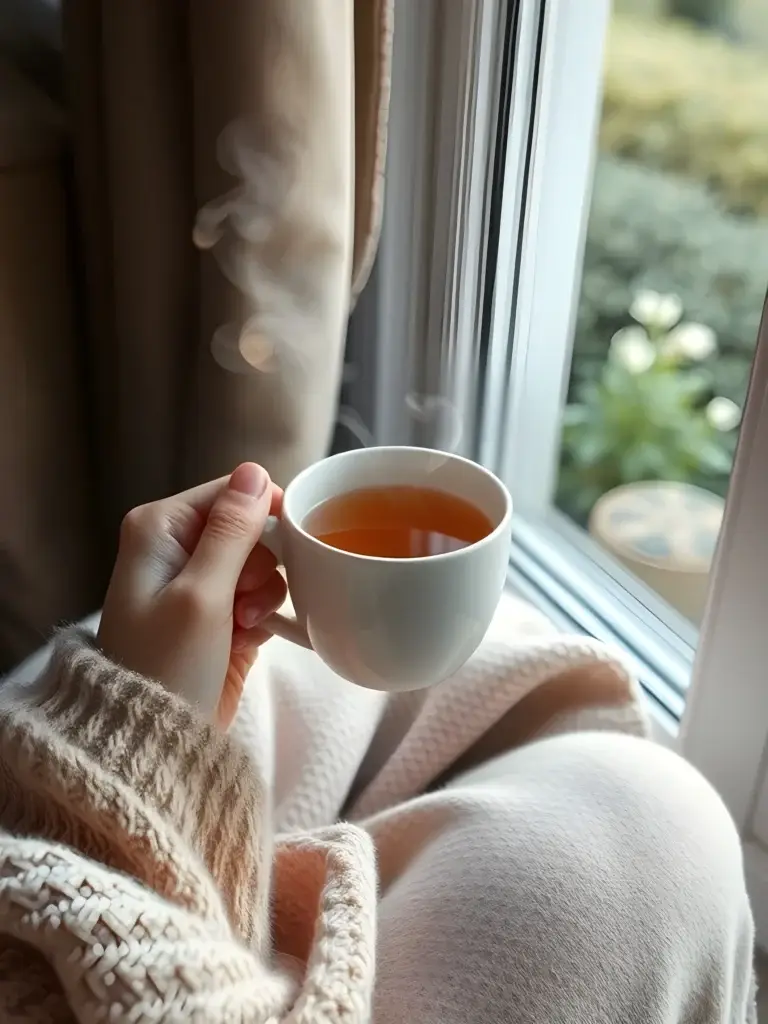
[0,630,375,1022]
[0,593,758,1022]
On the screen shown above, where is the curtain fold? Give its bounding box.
[61,1,391,526]
[0,62,100,668]
[184,0,356,490]
[0,0,391,669]
[64,1,195,530]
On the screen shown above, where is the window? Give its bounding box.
[356,0,768,943]
[479,0,768,731]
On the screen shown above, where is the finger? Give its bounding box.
[180,463,273,594]
[236,544,278,594]
[218,646,263,731]
[156,476,230,532]
[234,571,288,630]
[159,473,280,518]
[270,488,284,518]
[149,472,280,532]
[165,477,283,556]
[118,475,243,567]
[231,625,274,653]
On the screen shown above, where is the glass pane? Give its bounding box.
[555,0,767,627]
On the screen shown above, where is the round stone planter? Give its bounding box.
[588,481,725,624]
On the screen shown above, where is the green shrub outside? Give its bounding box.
[602,13,768,218]
[573,153,765,409]
[558,13,768,524]
[573,155,768,410]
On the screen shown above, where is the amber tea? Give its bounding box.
[303,485,493,559]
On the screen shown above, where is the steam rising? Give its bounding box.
[209,322,278,375]
[194,121,463,457]
[404,393,463,453]
[336,407,376,448]
[193,119,305,376]
[193,119,287,252]
[335,394,463,460]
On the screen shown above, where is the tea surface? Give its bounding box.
[304,485,493,558]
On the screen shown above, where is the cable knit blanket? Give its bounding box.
[0,593,649,1021]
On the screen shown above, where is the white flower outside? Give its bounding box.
[706,396,741,432]
[609,326,656,374]
[629,290,683,332]
[663,322,717,362]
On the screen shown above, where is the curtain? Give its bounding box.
[0,0,391,670]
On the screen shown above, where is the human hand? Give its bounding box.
[97,463,287,729]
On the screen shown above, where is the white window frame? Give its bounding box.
[475,0,768,943]
[681,303,768,947]
[371,0,506,453]
[371,0,768,939]
[372,0,697,732]
[478,0,698,729]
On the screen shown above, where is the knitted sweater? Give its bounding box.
[0,629,376,1021]
[0,597,651,1022]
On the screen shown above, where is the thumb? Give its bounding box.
[182,463,272,595]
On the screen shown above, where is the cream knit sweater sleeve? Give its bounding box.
[0,628,300,1021]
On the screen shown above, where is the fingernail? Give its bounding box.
[239,607,258,629]
[238,595,272,629]
[229,463,269,498]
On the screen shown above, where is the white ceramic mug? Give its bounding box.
[260,446,513,691]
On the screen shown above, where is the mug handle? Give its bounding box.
[257,518,313,650]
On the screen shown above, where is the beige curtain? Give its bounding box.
[65,0,391,512]
[0,0,391,670]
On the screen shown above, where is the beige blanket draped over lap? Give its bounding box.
[0,594,756,1021]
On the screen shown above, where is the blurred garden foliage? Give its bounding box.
[601,13,768,217]
[560,292,739,522]
[574,155,768,408]
[560,8,768,522]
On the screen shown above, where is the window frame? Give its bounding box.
[475,0,768,941]
[680,297,768,946]
[368,0,768,941]
[477,0,700,734]
[479,0,608,515]
[369,0,506,454]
